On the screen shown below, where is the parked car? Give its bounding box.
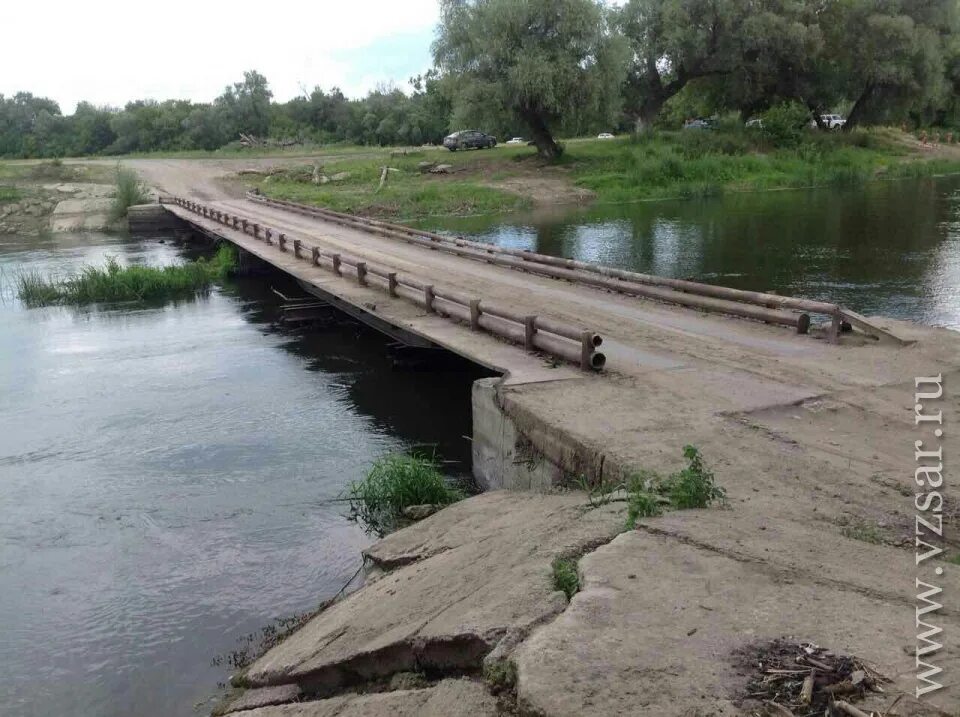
[683,118,716,130]
[505,137,525,145]
[820,114,846,129]
[443,130,497,151]
[745,118,763,129]
[597,132,615,139]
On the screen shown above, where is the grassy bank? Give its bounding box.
[17,245,236,307]
[245,128,960,220]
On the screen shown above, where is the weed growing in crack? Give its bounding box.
[624,445,726,529]
[551,557,579,599]
[483,660,518,692]
[840,520,884,544]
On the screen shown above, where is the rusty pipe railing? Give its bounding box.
[167,197,605,371]
[244,193,821,336]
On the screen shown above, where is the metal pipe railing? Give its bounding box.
[168,197,605,371]
[245,193,816,335]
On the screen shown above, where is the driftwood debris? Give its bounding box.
[238,133,302,149]
[738,639,891,717]
[375,166,399,193]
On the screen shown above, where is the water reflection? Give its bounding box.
[0,233,487,717]
[419,175,960,328]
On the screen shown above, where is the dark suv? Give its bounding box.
[443,130,497,151]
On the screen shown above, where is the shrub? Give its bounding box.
[761,102,813,147]
[346,453,465,536]
[110,167,150,221]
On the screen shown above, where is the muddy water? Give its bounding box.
[0,234,482,717]
[419,175,960,329]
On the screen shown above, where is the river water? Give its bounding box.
[419,175,960,329]
[0,234,481,717]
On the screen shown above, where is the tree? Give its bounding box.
[821,0,958,129]
[434,0,628,157]
[216,70,273,139]
[619,0,747,129]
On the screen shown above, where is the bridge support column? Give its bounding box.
[293,240,301,258]
[524,316,537,350]
[424,285,435,313]
[312,247,320,266]
[469,300,481,330]
[332,254,342,276]
[388,273,398,297]
[356,262,368,286]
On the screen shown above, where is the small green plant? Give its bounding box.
[483,659,518,691]
[625,492,662,529]
[622,446,726,529]
[16,245,236,307]
[345,452,465,536]
[110,166,150,221]
[840,520,884,544]
[947,553,960,566]
[659,445,726,509]
[551,557,579,599]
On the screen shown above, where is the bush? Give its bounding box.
[551,557,579,599]
[761,102,813,147]
[346,453,465,536]
[110,167,150,221]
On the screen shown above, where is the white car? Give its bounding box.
[597,132,615,140]
[505,137,525,145]
[820,114,846,129]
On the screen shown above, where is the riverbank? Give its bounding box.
[239,128,960,221]
[0,160,126,234]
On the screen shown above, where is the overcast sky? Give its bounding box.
[2,0,442,114]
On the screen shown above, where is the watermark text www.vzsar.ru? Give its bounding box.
[915,374,945,698]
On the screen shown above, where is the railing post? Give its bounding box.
[469,300,481,330]
[332,254,342,276]
[232,217,239,229]
[424,285,435,313]
[580,330,592,372]
[311,247,320,266]
[356,262,368,286]
[252,223,260,239]
[387,272,398,297]
[829,312,842,344]
[241,219,248,233]
[293,240,301,258]
[264,228,272,244]
[278,234,287,251]
[524,316,537,351]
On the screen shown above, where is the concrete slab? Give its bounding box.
[514,530,960,717]
[244,492,624,693]
[229,679,499,717]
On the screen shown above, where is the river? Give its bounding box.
[419,175,960,329]
[0,233,482,717]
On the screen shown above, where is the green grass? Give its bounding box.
[623,446,726,530]
[16,245,236,307]
[251,148,531,220]
[110,167,150,221]
[551,557,580,599]
[0,185,22,203]
[345,452,466,536]
[244,129,960,220]
[561,129,960,203]
[839,519,885,545]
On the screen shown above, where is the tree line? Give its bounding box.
[2,0,959,159]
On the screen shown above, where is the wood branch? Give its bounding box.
[834,701,871,717]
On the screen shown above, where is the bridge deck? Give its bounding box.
[165,197,960,484]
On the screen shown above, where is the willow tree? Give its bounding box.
[433,0,628,158]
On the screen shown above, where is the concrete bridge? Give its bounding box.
[151,190,952,491]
